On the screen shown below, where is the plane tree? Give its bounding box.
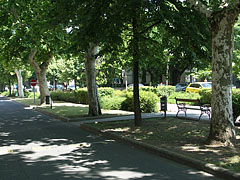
[183,0,240,146]
[0,0,67,104]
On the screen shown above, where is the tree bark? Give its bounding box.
[85,43,102,116]
[14,69,24,98]
[29,49,52,105]
[208,10,238,146]
[187,0,240,146]
[8,80,12,96]
[132,16,142,126]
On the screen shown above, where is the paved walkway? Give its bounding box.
[69,103,211,124]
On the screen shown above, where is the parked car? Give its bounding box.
[68,85,76,91]
[48,85,54,91]
[186,82,212,93]
[56,85,64,90]
[175,83,189,92]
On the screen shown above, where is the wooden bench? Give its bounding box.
[175,98,211,120]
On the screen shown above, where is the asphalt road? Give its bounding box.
[0,97,222,180]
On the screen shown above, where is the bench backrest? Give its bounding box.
[175,98,200,104]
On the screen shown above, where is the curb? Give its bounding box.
[80,124,240,180]
[34,107,70,122]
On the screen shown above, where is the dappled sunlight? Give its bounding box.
[0,132,10,137]
[23,142,91,162]
[98,169,154,180]
[181,144,221,154]
[168,125,177,130]
[103,127,130,133]
[187,170,214,177]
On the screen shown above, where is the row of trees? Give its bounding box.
[0,0,240,146]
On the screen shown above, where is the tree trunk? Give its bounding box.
[169,68,181,85]
[29,49,52,105]
[132,16,142,126]
[208,10,238,146]
[14,69,24,98]
[8,80,12,96]
[85,43,102,116]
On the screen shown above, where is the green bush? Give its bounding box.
[231,89,240,119]
[50,91,76,103]
[113,90,127,97]
[121,91,159,113]
[168,92,200,104]
[155,86,176,97]
[199,89,212,104]
[129,85,175,97]
[27,92,41,99]
[98,87,114,97]
[199,88,240,119]
[74,88,88,104]
[0,91,10,97]
[100,96,126,110]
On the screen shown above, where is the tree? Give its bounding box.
[0,0,67,104]
[184,0,240,146]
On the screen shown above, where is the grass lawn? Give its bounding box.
[13,97,133,119]
[89,117,240,173]
[14,98,41,106]
[41,106,89,118]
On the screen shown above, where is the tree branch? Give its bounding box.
[187,0,212,18]
[139,20,162,35]
[40,52,54,70]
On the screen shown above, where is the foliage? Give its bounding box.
[100,96,126,110]
[232,89,240,119]
[50,91,76,103]
[0,91,11,97]
[155,86,176,97]
[74,88,88,104]
[129,86,175,97]
[98,87,114,98]
[121,91,159,113]
[189,68,212,81]
[168,91,200,104]
[198,88,240,120]
[113,90,127,97]
[199,89,212,104]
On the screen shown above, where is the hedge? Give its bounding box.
[121,91,159,113]
[199,88,240,119]
[74,88,88,104]
[130,85,176,97]
[51,91,76,103]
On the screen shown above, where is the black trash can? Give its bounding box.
[46,95,50,105]
[160,96,167,118]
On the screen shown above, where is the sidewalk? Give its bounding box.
[34,102,211,124]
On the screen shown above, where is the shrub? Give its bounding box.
[27,92,41,99]
[129,85,175,97]
[98,87,114,97]
[113,90,127,97]
[199,89,212,104]
[74,88,88,104]
[50,91,76,103]
[232,89,240,119]
[168,92,200,104]
[121,91,159,113]
[100,96,126,110]
[0,91,10,97]
[199,88,240,119]
[155,86,176,97]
